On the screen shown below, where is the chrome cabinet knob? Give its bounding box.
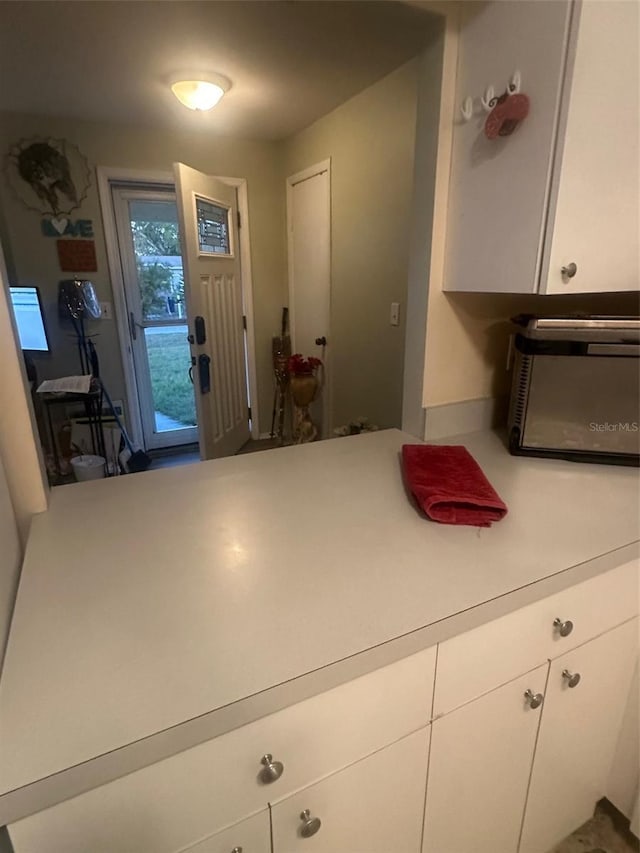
[230,848,242,853]
[299,809,322,838]
[561,262,578,279]
[259,753,284,784]
[553,617,574,637]
[562,669,581,688]
[524,689,544,709]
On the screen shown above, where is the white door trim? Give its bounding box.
[286,158,332,436]
[286,158,331,348]
[96,166,260,445]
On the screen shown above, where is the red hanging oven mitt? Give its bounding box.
[402,444,508,527]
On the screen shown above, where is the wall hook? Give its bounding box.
[460,96,473,122]
[509,70,522,94]
[481,85,495,113]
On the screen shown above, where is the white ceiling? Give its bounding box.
[0,1,441,141]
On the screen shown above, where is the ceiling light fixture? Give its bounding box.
[170,74,230,111]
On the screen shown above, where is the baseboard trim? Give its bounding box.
[423,396,508,441]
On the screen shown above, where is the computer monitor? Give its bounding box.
[9,286,50,352]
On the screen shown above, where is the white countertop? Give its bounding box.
[0,429,638,816]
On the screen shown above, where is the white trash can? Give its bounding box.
[70,455,106,482]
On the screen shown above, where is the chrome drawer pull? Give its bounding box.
[553,617,574,638]
[524,689,544,709]
[259,753,284,783]
[300,809,322,838]
[562,669,581,688]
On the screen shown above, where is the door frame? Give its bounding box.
[97,166,260,447]
[110,185,198,450]
[286,158,332,436]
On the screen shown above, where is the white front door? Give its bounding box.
[112,186,198,451]
[287,160,331,437]
[174,163,250,460]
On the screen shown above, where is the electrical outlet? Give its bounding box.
[99,301,113,320]
[390,302,400,326]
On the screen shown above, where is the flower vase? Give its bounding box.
[290,372,319,443]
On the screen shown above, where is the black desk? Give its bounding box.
[40,389,106,482]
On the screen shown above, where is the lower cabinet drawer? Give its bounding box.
[434,559,639,716]
[9,647,436,853]
[270,728,430,853]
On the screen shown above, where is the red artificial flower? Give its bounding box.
[287,353,323,375]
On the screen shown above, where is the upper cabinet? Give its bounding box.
[443,0,639,294]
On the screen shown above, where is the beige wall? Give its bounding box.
[0,242,48,668]
[0,452,21,671]
[0,112,286,435]
[282,59,420,430]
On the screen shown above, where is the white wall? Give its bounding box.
[402,21,446,437]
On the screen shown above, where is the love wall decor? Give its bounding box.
[4,136,98,271]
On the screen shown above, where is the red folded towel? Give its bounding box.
[402,444,508,527]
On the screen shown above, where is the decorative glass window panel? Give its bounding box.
[195,197,231,255]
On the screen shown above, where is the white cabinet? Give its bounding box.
[542,0,639,294]
[7,562,638,853]
[520,618,639,853]
[444,0,639,294]
[182,811,270,853]
[427,560,639,853]
[423,666,547,853]
[270,728,429,853]
[433,559,639,717]
[8,648,436,853]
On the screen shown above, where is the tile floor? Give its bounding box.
[552,804,638,853]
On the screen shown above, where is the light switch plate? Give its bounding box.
[390,302,400,326]
[99,302,113,320]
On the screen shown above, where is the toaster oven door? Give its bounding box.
[521,354,640,458]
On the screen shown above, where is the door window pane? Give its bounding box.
[195,196,230,255]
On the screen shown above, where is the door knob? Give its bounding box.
[561,262,578,279]
[259,753,284,783]
[299,809,322,838]
[524,689,544,709]
[315,336,327,346]
[562,669,581,688]
[553,617,574,638]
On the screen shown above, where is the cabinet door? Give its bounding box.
[542,1,639,293]
[270,728,429,853]
[443,1,571,293]
[423,666,547,853]
[520,617,639,853]
[182,811,270,853]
